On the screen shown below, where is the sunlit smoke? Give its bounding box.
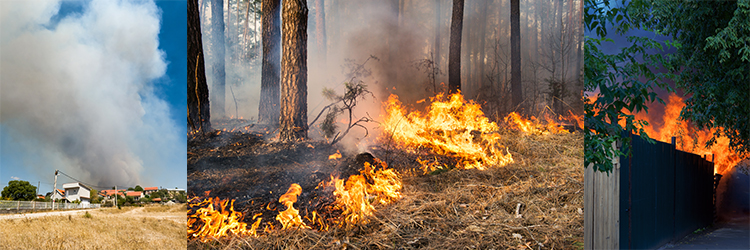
[0,0,179,187]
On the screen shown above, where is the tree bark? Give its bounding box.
[510,0,523,109]
[258,0,281,125]
[448,0,464,94]
[279,0,308,141]
[188,0,211,133]
[210,0,226,118]
[433,0,441,88]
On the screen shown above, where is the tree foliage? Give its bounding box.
[631,0,750,157]
[583,0,673,173]
[585,0,750,173]
[1,180,37,201]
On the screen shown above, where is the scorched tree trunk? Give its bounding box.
[279,0,308,141]
[510,0,523,109]
[259,0,281,125]
[448,0,464,94]
[188,0,211,133]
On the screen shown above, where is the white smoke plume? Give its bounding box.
[0,0,180,187]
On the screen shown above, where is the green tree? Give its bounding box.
[134,185,143,192]
[175,191,187,203]
[630,0,750,157]
[90,188,101,204]
[585,0,750,173]
[584,0,671,173]
[1,180,37,201]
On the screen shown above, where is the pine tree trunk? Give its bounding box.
[433,0,441,93]
[258,0,281,125]
[188,0,211,133]
[510,0,523,109]
[448,0,464,94]
[211,0,226,118]
[279,0,308,141]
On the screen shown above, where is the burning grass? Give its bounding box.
[188,92,581,249]
[0,204,186,250]
[187,130,582,249]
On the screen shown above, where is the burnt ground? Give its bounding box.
[188,119,584,249]
[188,125,406,230]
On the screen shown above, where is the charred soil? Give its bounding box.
[188,124,583,249]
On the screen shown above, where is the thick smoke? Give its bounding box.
[0,0,179,187]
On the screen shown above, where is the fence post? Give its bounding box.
[17,200,20,210]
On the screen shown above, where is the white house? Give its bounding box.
[51,189,65,201]
[62,182,91,207]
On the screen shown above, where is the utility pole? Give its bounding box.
[37,181,39,197]
[114,185,117,208]
[52,170,58,210]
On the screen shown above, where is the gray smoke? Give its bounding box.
[0,0,178,187]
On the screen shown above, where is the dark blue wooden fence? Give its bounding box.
[619,132,714,249]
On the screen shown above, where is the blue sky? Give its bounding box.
[0,0,186,195]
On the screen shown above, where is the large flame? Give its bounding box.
[381,92,514,171]
[187,197,262,242]
[330,159,402,225]
[632,93,742,174]
[187,159,402,241]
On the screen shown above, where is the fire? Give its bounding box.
[187,159,402,241]
[275,183,310,230]
[633,93,742,174]
[187,197,261,242]
[328,150,342,160]
[330,159,402,225]
[381,92,514,171]
[504,112,569,135]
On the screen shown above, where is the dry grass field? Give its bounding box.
[188,131,584,249]
[0,204,186,250]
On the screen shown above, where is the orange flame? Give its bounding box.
[330,159,402,225]
[187,197,261,242]
[275,183,310,230]
[381,92,513,171]
[328,150,342,160]
[504,112,569,135]
[633,93,742,174]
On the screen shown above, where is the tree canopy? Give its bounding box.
[1,180,37,201]
[584,0,750,173]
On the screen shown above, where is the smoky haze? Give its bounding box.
[0,0,180,187]
[202,0,582,150]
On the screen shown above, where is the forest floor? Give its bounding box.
[187,119,583,250]
[0,204,186,250]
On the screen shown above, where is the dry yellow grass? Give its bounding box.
[189,131,583,249]
[0,204,186,250]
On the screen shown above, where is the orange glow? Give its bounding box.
[504,112,569,135]
[187,197,261,242]
[328,150,342,160]
[381,92,514,171]
[275,184,310,230]
[632,93,741,174]
[330,159,402,225]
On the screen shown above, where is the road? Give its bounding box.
[663,216,750,250]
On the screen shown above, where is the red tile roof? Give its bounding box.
[57,189,64,195]
[152,198,161,202]
[144,187,158,191]
[126,191,142,197]
[100,190,119,196]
